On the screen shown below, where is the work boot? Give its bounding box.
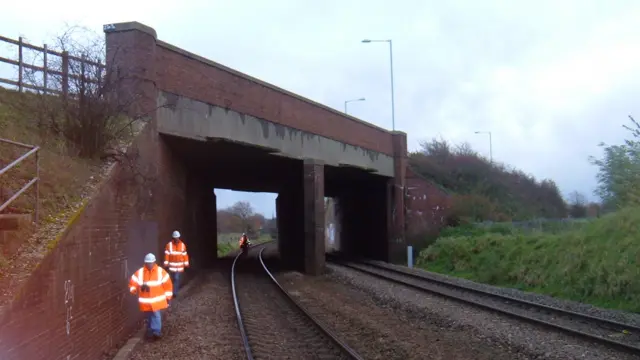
[152,332,162,340]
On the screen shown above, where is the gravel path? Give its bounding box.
[235,257,351,360]
[328,263,640,360]
[128,270,244,360]
[277,271,526,360]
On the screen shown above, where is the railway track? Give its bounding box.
[231,243,364,360]
[329,257,640,356]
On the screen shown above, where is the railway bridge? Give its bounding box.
[0,21,433,360]
[104,21,410,275]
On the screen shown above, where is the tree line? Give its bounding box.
[217,200,276,238]
[410,114,639,224]
[409,139,568,223]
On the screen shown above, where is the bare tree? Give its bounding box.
[9,25,166,214]
[567,190,588,218]
[17,25,153,160]
[228,201,255,233]
[567,191,587,207]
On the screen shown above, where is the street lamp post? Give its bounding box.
[474,131,493,163]
[362,39,395,131]
[344,97,365,114]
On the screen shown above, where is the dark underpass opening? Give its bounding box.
[162,133,392,274]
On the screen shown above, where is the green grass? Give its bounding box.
[418,207,640,313]
[217,232,273,257]
[0,88,99,222]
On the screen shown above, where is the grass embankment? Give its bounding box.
[418,209,640,312]
[217,232,273,257]
[0,89,99,224]
[0,87,108,306]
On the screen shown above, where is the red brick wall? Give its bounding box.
[405,167,451,238]
[154,43,394,156]
[0,127,190,360]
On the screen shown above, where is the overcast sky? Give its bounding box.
[1,0,639,216]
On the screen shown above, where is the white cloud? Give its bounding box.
[1,0,640,212]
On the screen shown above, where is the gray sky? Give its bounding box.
[1,0,639,216]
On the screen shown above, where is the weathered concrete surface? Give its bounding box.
[303,158,325,275]
[157,92,395,177]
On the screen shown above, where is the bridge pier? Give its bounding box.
[303,159,325,275]
[275,159,325,275]
[184,175,217,272]
[276,183,304,271]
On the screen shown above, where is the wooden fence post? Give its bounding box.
[18,36,23,92]
[80,53,86,96]
[43,44,48,95]
[62,50,69,99]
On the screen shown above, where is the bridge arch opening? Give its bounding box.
[161,133,393,275]
[214,189,276,257]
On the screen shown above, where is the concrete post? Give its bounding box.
[303,158,325,275]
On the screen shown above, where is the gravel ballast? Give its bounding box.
[127,271,244,360]
[277,271,527,360]
[328,263,640,360]
[235,256,352,360]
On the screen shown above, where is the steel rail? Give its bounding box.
[257,246,365,360]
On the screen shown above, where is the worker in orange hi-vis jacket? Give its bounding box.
[163,230,190,299]
[238,233,251,248]
[129,253,173,340]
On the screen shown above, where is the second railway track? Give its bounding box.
[329,257,640,356]
[231,243,364,360]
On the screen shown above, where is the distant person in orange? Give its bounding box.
[239,233,251,250]
[129,253,173,340]
[164,230,189,298]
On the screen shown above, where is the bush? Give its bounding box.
[410,138,567,221]
[418,207,640,312]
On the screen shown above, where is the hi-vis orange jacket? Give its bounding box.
[129,264,173,312]
[239,236,248,247]
[164,239,189,273]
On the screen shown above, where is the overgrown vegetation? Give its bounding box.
[0,88,98,220]
[410,139,568,222]
[0,26,151,306]
[418,116,640,312]
[1,26,148,220]
[419,208,640,312]
[589,116,640,211]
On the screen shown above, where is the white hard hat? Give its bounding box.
[144,253,156,263]
[172,230,180,238]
